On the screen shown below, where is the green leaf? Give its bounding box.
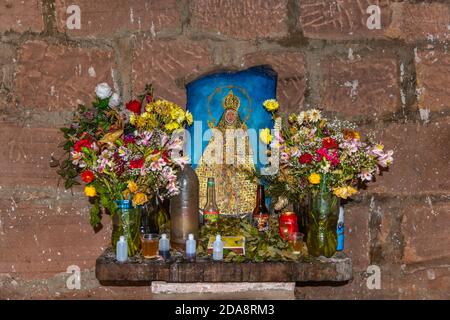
[89,202,101,228]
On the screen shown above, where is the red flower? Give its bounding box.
[322,137,338,149]
[126,100,142,114]
[129,158,144,169]
[299,153,313,164]
[81,170,95,183]
[74,139,92,152]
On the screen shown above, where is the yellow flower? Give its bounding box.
[333,186,358,199]
[308,173,321,185]
[185,111,193,126]
[84,186,97,197]
[165,121,180,132]
[171,107,185,123]
[136,116,147,129]
[127,181,138,193]
[343,129,361,140]
[132,193,148,206]
[288,113,297,124]
[122,189,131,200]
[259,128,272,145]
[263,99,279,112]
[129,113,136,125]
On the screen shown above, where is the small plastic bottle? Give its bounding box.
[116,236,128,262]
[159,233,171,260]
[212,234,223,261]
[186,234,196,262]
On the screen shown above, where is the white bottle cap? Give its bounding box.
[216,234,221,241]
[161,234,167,239]
[119,236,125,242]
[188,234,194,240]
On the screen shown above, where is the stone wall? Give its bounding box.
[0,0,449,299]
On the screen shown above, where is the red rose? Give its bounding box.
[126,100,142,114]
[74,139,92,152]
[81,170,95,183]
[129,158,144,169]
[322,137,338,149]
[299,153,313,164]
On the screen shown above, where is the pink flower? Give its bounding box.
[150,158,166,172]
[378,150,394,167]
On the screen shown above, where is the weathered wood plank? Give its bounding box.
[95,248,353,285]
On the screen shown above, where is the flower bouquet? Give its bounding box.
[53,83,192,256]
[261,104,393,257]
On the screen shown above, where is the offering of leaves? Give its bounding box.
[197,216,307,262]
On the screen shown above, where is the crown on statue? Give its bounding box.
[223,90,240,111]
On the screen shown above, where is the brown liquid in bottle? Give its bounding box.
[252,184,270,232]
[203,178,220,224]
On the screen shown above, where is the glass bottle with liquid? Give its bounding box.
[252,184,270,232]
[203,178,220,224]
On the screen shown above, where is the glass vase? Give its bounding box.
[139,196,170,235]
[111,200,141,257]
[306,187,340,258]
[292,194,309,236]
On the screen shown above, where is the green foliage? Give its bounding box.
[197,216,305,262]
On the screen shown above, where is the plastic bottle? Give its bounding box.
[159,233,171,259]
[212,234,223,261]
[170,164,199,250]
[186,234,197,262]
[116,236,128,262]
[337,206,345,251]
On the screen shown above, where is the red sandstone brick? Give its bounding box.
[55,0,181,37]
[401,200,450,264]
[190,0,289,40]
[0,43,16,90]
[415,47,450,112]
[14,41,115,111]
[0,0,44,33]
[366,118,450,196]
[321,52,400,117]
[342,201,370,271]
[386,2,450,43]
[243,51,307,115]
[299,0,392,40]
[131,37,213,106]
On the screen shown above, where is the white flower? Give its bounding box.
[108,92,121,107]
[297,111,307,125]
[308,109,322,122]
[95,83,112,99]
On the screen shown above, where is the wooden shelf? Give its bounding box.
[95,248,352,285]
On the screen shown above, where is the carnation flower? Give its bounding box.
[73,139,93,152]
[108,92,121,107]
[84,186,97,197]
[299,153,313,164]
[308,173,321,184]
[322,137,338,149]
[129,158,144,169]
[81,170,94,183]
[132,193,148,206]
[126,100,142,114]
[95,83,112,99]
